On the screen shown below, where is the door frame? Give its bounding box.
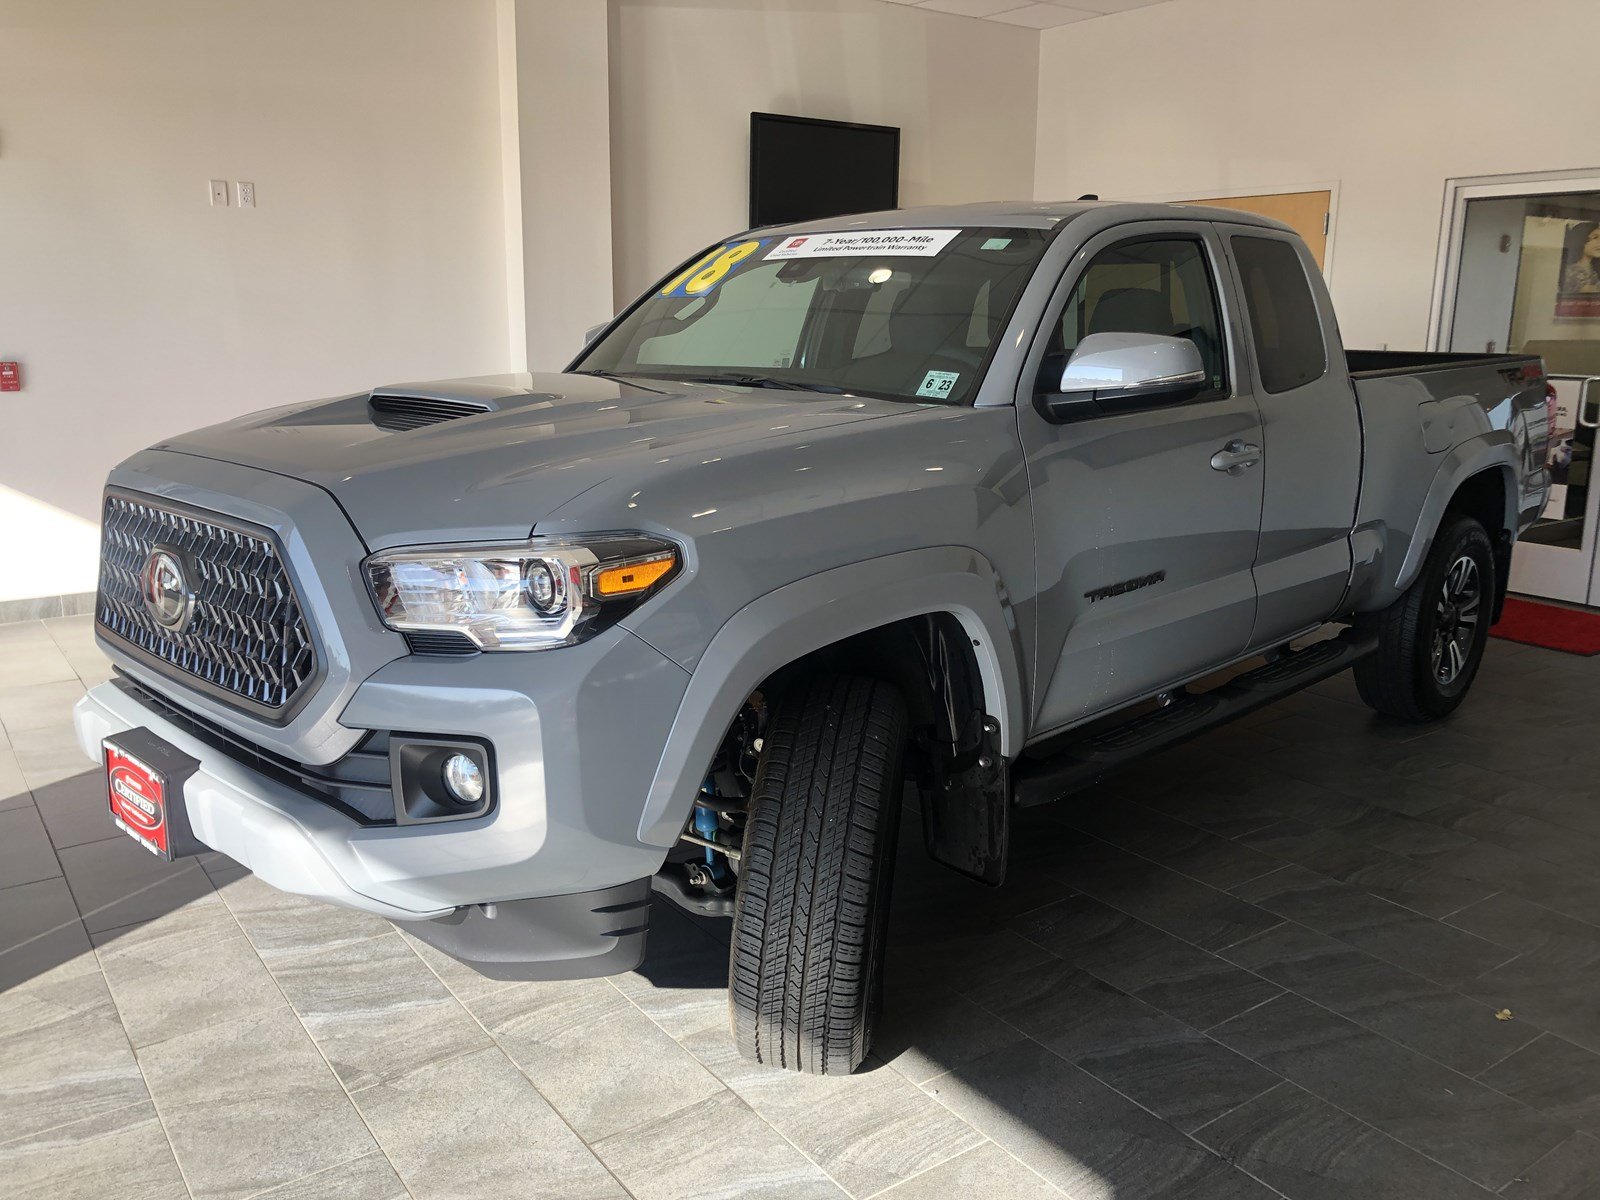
[1426,167,1600,352]
[1120,180,1342,283]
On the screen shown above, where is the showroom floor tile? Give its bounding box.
[7,614,1600,1197]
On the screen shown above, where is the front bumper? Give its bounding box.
[75,619,693,910]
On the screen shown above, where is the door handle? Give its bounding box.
[1210,440,1262,474]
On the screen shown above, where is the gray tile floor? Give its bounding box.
[4,615,1600,1198]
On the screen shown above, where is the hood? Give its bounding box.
[156,372,915,548]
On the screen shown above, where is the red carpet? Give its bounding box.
[1490,596,1600,655]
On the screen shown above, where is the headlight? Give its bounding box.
[364,534,680,651]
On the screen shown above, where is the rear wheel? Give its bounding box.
[729,673,907,1075]
[1355,515,1495,721]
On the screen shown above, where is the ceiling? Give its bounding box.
[877,0,1178,29]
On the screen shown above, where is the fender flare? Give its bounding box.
[634,545,1026,848]
[1392,438,1520,596]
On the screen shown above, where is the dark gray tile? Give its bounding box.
[924,1039,1276,1200]
[1210,992,1569,1189]
[1482,1034,1600,1133]
[968,958,1279,1132]
[1013,893,1283,1030]
[1501,1132,1600,1199]
[1222,920,1540,1074]
[1240,818,1494,918]
[32,770,124,851]
[1055,800,1283,890]
[1233,864,1513,987]
[0,804,61,889]
[1420,799,1600,880]
[1417,838,1600,930]
[1447,892,1600,959]
[55,836,216,934]
[0,876,92,991]
[1035,839,1281,953]
[1197,1081,1498,1200]
[874,982,1030,1085]
[1462,947,1600,1057]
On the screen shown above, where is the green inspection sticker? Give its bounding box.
[981,237,1012,251]
[916,370,960,399]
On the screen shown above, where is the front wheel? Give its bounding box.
[1354,515,1495,721]
[728,673,908,1075]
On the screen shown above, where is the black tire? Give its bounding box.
[729,673,908,1075]
[1354,515,1495,721]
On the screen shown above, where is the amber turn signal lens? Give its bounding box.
[593,553,676,598]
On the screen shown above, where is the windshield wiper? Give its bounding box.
[570,368,670,394]
[682,373,847,395]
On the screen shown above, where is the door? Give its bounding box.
[1179,191,1332,270]
[1435,177,1600,605]
[1017,223,1266,735]
[1219,226,1362,647]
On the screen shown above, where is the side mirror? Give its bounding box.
[582,321,609,346]
[1037,332,1207,423]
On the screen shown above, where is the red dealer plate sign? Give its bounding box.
[105,740,176,858]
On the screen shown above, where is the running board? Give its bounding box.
[1010,630,1378,808]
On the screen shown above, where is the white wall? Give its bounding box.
[1033,0,1600,352]
[507,0,617,370]
[609,0,1040,302]
[0,0,513,601]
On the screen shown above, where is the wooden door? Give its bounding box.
[1178,190,1331,269]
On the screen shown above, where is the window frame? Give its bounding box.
[1227,232,1330,396]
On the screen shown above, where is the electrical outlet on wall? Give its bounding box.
[209,179,229,206]
[236,181,255,208]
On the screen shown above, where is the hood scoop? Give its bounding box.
[368,393,494,432]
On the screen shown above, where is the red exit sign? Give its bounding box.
[0,362,19,392]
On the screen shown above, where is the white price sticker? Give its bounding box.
[765,229,961,260]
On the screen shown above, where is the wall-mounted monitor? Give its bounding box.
[749,112,900,228]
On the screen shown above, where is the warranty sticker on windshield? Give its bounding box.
[765,229,960,260]
[916,370,960,399]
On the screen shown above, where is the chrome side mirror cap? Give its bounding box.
[1039,332,1207,423]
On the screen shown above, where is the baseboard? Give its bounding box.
[0,591,96,625]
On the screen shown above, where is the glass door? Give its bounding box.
[1438,178,1600,605]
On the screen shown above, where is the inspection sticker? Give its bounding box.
[765,229,961,260]
[916,370,960,400]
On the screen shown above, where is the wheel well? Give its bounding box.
[757,612,991,778]
[1443,466,1512,620]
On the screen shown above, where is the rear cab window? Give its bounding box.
[1231,235,1327,393]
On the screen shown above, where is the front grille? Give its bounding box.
[97,492,317,717]
[368,394,491,431]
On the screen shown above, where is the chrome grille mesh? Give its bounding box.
[96,494,316,713]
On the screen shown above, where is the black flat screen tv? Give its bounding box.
[749,112,900,228]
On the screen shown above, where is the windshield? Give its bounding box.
[577,227,1051,405]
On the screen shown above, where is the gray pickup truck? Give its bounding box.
[76,201,1550,1075]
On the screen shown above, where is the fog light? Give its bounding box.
[442,754,485,805]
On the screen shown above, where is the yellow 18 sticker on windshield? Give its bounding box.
[660,240,767,298]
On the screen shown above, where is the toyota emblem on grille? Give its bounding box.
[140,546,196,632]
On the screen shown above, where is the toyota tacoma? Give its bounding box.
[75,201,1551,1075]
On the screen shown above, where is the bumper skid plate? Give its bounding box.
[396,877,653,980]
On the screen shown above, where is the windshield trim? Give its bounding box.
[569,224,1062,408]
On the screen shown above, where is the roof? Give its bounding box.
[750,199,1296,237]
